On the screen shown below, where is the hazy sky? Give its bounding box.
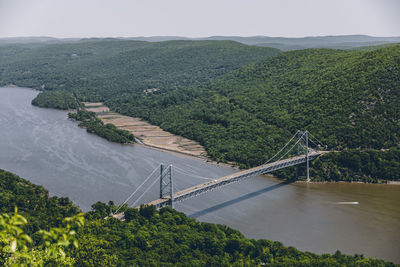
[0,0,399,38]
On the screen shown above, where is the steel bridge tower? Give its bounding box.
[159,164,174,208]
[296,130,310,182]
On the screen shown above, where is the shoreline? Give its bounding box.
[81,102,399,186]
[69,103,238,169]
[134,141,240,170]
[20,91,397,187]
[108,141,400,185]
[83,102,232,164]
[295,180,400,185]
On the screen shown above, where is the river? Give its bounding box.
[0,87,399,263]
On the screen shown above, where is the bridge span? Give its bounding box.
[145,150,326,209]
[111,130,328,219]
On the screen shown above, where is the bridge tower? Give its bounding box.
[159,164,174,208]
[296,131,310,182]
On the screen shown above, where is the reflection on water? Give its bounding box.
[0,87,399,263]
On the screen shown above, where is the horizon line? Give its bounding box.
[1,34,400,40]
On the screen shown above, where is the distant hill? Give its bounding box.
[96,35,400,50]
[0,39,280,100]
[1,35,399,50]
[117,35,400,50]
[0,36,60,45]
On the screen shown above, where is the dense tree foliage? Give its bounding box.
[68,110,135,144]
[0,208,84,266]
[31,90,78,110]
[1,39,399,181]
[114,46,400,169]
[275,148,400,182]
[0,170,397,266]
[76,204,396,266]
[0,39,279,101]
[0,169,79,234]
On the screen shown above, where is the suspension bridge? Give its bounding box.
[112,130,327,217]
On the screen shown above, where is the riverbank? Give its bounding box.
[84,102,400,184]
[83,102,235,165]
[28,91,399,186]
[295,179,400,185]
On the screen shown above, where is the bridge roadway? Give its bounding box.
[144,150,326,209]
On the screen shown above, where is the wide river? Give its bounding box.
[0,87,399,262]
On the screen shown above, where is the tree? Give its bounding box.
[0,207,84,266]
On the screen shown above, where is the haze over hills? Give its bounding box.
[127,35,400,50]
[1,35,400,50]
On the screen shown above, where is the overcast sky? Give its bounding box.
[0,0,399,38]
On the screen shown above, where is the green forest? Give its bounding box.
[116,46,399,166]
[68,110,135,144]
[31,90,79,110]
[0,169,79,234]
[275,148,400,183]
[0,39,279,100]
[0,169,396,266]
[0,39,399,182]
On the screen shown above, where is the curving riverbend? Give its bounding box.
[0,87,399,263]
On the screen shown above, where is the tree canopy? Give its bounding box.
[1,39,399,181]
[0,169,396,266]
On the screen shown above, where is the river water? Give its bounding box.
[0,87,399,263]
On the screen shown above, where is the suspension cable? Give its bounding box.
[174,184,182,192]
[308,132,326,147]
[307,137,320,149]
[173,166,214,180]
[115,131,323,213]
[131,172,162,207]
[276,131,307,161]
[263,130,300,165]
[114,165,160,214]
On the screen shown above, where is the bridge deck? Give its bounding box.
[145,151,326,208]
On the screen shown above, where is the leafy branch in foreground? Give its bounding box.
[0,207,84,266]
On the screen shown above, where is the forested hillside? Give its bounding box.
[0,39,279,100]
[0,169,395,266]
[108,45,400,170]
[276,148,400,183]
[0,169,79,234]
[31,90,78,110]
[1,39,399,181]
